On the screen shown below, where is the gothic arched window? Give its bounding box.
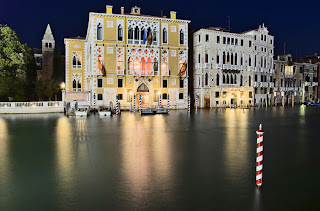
[97,23,103,41]
[118,25,123,41]
[163,28,167,44]
[179,29,184,45]
[205,73,208,86]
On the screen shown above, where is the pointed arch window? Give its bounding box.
[240,75,243,86]
[72,52,82,69]
[205,73,208,86]
[249,56,252,66]
[162,57,168,76]
[223,75,226,84]
[128,27,133,40]
[128,57,133,75]
[231,75,234,84]
[235,53,237,65]
[249,76,252,86]
[198,54,201,63]
[118,25,123,41]
[97,23,103,41]
[216,53,220,64]
[231,53,234,65]
[223,52,226,64]
[163,28,168,44]
[117,56,123,75]
[134,26,139,40]
[227,53,230,64]
[179,29,184,45]
[227,75,229,84]
[216,74,220,86]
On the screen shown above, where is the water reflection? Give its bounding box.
[224,109,249,181]
[0,118,10,204]
[55,117,75,204]
[121,114,172,207]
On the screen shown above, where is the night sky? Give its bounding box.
[1,0,319,57]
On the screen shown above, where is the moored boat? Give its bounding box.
[98,107,112,116]
[75,107,89,117]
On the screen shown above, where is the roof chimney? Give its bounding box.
[170,11,176,19]
[121,7,124,15]
[106,5,113,14]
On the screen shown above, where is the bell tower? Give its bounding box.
[41,24,55,81]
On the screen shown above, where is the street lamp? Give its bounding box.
[60,82,66,102]
[60,82,66,90]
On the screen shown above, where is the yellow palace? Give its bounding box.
[64,5,190,109]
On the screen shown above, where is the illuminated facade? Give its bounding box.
[274,54,318,103]
[64,6,190,109]
[193,24,275,108]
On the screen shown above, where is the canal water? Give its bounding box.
[0,106,319,210]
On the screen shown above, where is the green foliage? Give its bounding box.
[0,24,25,77]
[23,45,37,101]
[52,46,64,84]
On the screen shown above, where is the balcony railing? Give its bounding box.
[128,39,158,46]
[162,70,170,76]
[216,64,222,69]
[305,82,312,86]
[117,70,124,75]
[205,63,211,68]
[313,82,318,86]
[270,69,275,74]
[254,82,259,87]
[196,63,202,69]
[221,84,240,89]
[260,82,268,87]
[269,82,274,88]
[128,70,156,76]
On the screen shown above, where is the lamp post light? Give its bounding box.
[60,82,66,102]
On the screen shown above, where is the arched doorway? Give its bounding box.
[204,93,210,108]
[137,83,149,108]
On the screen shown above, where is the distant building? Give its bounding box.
[193,24,274,108]
[64,5,190,109]
[273,54,318,104]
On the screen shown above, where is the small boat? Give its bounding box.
[98,107,112,116]
[308,102,320,107]
[75,107,89,117]
[141,108,154,115]
[154,108,169,114]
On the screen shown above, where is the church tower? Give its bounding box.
[41,24,55,81]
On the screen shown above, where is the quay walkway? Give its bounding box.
[0,101,64,114]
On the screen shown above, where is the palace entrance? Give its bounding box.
[204,93,210,108]
[136,83,150,108]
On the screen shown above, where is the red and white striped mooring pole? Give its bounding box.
[188,94,191,113]
[133,94,136,113]
[139,95,142,115]
[116,95,119,115]
[256,124,264,187]
[195,96,198,110]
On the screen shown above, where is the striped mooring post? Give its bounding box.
[133,94,136,113]
[195,96,198,110]
[159,95,162,107]
[256,124,264,187]
[167,94,170,113]
[116,95,119,115]
[139,95,142,114]
[188,94,191,113]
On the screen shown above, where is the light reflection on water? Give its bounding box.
[120,114,172,207]
[55,116,75,205]
[0,106,319,210]
[224,109,249,183]
[0,118,9,205]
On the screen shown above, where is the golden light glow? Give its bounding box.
[0,118,9,192]
[130,91,133,96]
[60,82,66,90]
